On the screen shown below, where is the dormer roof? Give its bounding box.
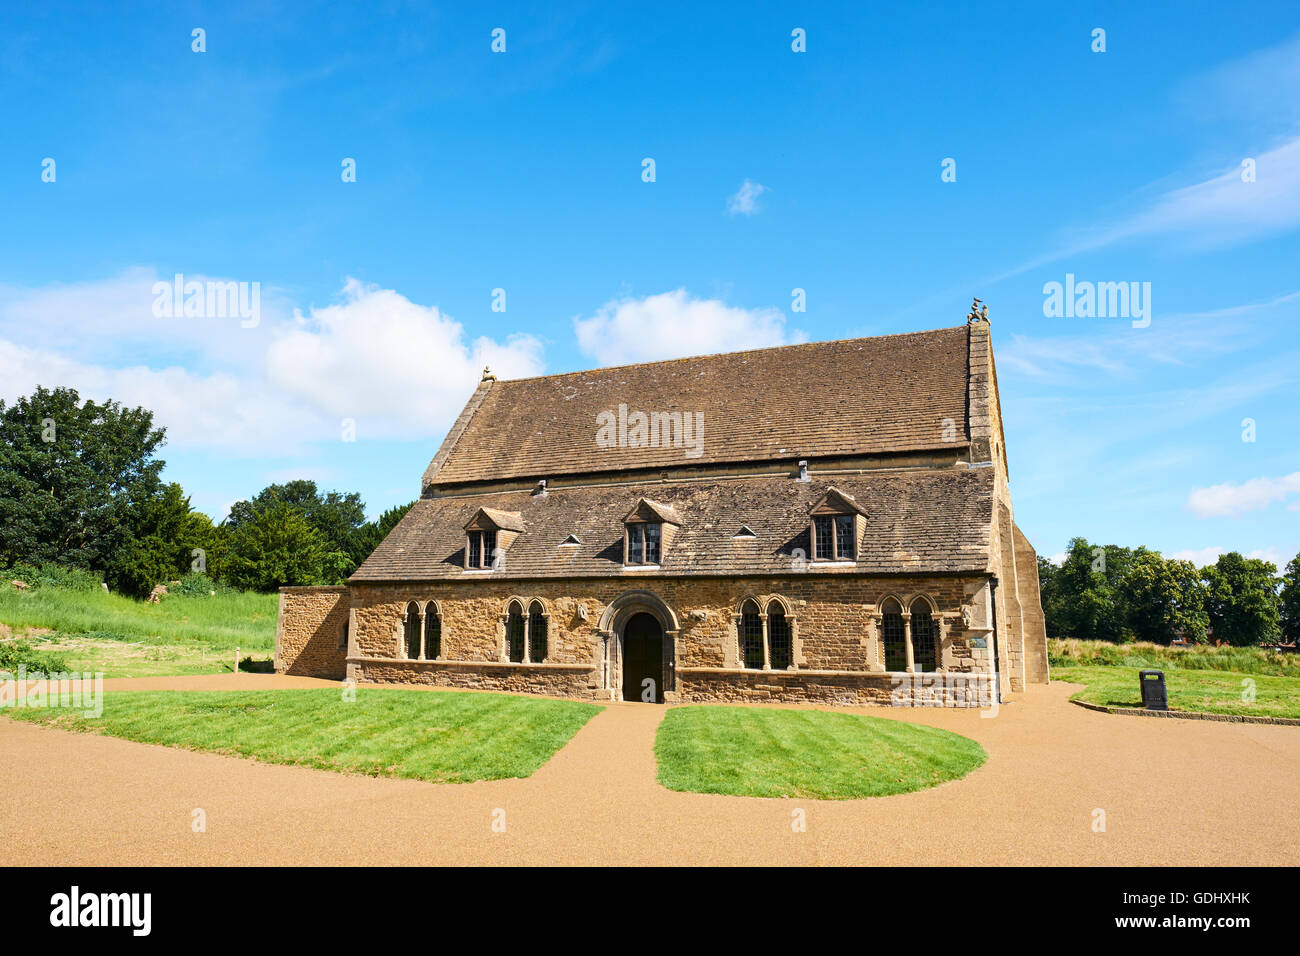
[623,498,683,526]
[464,506,526,533]
[808,487,868,517]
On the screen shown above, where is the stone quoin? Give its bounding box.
[276,309,1049,705]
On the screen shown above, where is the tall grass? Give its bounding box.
[1049,638,1300,678]
[0,586,277,650]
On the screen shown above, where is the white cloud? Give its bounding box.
[1168,546,1228,566]
[1047,551,1067,566]
[1186,471,1300,518]
[265,278,543,432]
[0,272,545,452]
[726,179,769,216]
[0,337,314,450]
[572,288,800,365]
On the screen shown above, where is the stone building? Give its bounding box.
[275,313,1048,705]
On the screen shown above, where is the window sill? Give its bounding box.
[621,564,662,571]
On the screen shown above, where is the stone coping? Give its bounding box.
[279,585,349,594]
[350,656,594,671]
[1069,698,1300,726]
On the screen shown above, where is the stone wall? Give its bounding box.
[275,586,349,679]
[1014,522,1050,683]
[282,573,999,705]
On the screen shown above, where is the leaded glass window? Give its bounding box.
[882,598,906,671]
[834,515,854,559]
[507,602,526,662]
[911,599,937,672]
[741,600,764,669]
[528,601,548,662]
[813,516,833,560]
[404,602,421,659]
[768,607,792,670]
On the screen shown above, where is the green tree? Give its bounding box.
[226,480,366,580]
[0,386,165,570]
[1045,538,1140,641]
[1281,553,1300,642]
[1118,553,1209,644]
[1202,552,1282,646]
[106,482,214,598]
[223,503,329,592]
[347,500,417,567]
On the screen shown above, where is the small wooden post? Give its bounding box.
[234,646,239,674]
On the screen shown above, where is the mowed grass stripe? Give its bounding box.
[4,689,602,783]
[655,706,986,800]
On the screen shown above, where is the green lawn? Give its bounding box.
[4,689,602,783]
[655,706,986,799]
[1052,664,1300,719]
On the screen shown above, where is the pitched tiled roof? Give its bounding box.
[351,467,993,581]
[425,326,972,487]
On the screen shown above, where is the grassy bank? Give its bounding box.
[4,688,602,783]
[655,706,986,799]
[0,586,276,650]
[1049,638,1300,677]
[0,584,278,677]
[1052,664,1300,719]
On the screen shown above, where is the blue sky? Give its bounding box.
[2,1,1298,568]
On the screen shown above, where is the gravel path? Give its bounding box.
[3,676,1296,865]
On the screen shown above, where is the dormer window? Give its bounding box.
[467,529,497,569]
[628,522,661,564]
[808,487,866,563]
[622,498,682,567]
[464,507,525,571]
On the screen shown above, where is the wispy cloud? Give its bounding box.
[997,289,1300,381]
[1169,545,1291,568]
[1186,471,1300,518]
[726,179,769,216]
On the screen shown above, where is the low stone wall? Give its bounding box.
[678,667,995,708]
[276,587,348,679]
[349,657,601,699]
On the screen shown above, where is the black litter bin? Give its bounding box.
[1139,669,1168,711]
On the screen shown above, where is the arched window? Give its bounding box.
[506,601,526,663]
[768,604,792,670]
[911,599,938,672]
[740,600,764,669]
[339,618,349,651]
[404,602,421,660]
[881,598,906,671]
[528,601,548,663]
[424,601,441,660]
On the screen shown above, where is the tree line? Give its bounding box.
[0,386,413,598]
[1039,538,1300,646]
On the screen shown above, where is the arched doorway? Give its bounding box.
[621,612,664,703]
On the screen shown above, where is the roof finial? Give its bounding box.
[967,298,989,324]
[481,365,496,382]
